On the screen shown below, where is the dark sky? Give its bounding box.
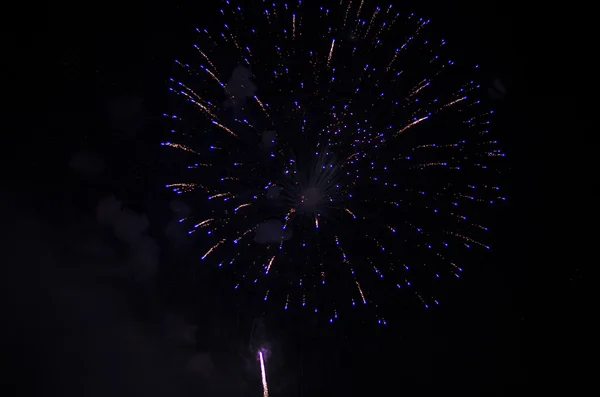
[3,0,586,396]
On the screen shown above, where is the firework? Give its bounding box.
[163,0,505,323]
[258,350,269,397]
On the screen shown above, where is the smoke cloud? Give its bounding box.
[255,219,293,244]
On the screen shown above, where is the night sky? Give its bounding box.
[3,0,586,396]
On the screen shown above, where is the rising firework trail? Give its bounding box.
[259,350,269,397]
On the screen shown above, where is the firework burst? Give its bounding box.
[163,0,505,324]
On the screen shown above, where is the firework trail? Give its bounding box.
[259,351,269,397]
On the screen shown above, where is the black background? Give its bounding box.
[3,0,587,396]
